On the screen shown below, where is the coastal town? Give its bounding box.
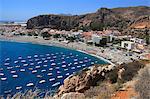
[0,22,150,65]
[0,4,150,99]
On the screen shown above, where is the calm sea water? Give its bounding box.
[0,40,107,97]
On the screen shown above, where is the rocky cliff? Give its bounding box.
[27,6,150,32]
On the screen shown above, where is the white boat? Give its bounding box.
[52,82,60,87]
[66,56,70,59]
[84,57,88,59]
[15,65,20,68]
[74,59,78,61]
[95,61,98,63]
[62,61,66,64]
[5,58,10,61]
[12,75,18,78]
[51,63,56,66]
[41,70,46,72]
[29,59,33,62]
[44,60,48,63]
[4,63,10,66]
[10,71,16,74]
[71,56,74,58]
[35,59,40,61]
[4,90,12,94]
[64,69,68,71]
[71,67,75,70]
[37,61,42,64]
[35,66,41,69]
[61,58,65,60]
[62,55,66,57]
[20,69,25,72]
[57,75,63,79]
[0,68,3,71]
[14,61,19,64]
[50,60,54,62]
[26,83,34,87]
[36,75,42,78]
[0,73,4,76]
[79,61,83,64]
[34,55,38,58]
[32,70,37,73]
[57,63,61,65]
[47,73,52,76]
[91,62,94,65]
[42,58,46,60]
[84,60,88,63]
[18,56,22,59]
[53,56,57,58]
[16,86,22,90]
[51,53,54,56]
[66,73,69,76]
[77,66,81,68]
[1,77,7,81]
[46,54,50,56]
[39,80,46,84]
[43,65,48,67]
[49,68,53,71]
[88,59,91,61]
[74,62,78,65]
[7,67,13,70]
[57,71,61,74]
[27,56,31,59]
[20,59,25,62]
[30,63,34,65]
[49,78,55,82]
[23,64,28,67]
[62,65,66,68]
[82,64,86,67]
[47,57,51,59]
[55,67,60,69]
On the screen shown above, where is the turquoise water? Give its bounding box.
[0,41,108,97]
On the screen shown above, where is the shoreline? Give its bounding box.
[0,35,114,66]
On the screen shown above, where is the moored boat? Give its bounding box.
[26,83,34,87]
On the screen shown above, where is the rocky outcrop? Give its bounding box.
[27,6,150,32]
[56,64,115,97]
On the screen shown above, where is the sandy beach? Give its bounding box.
[0,35,140,65]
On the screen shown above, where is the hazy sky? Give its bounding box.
[0,0,149,21]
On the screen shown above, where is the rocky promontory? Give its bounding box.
[55,64,115,97]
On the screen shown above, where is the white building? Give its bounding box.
[130,38,146,44]
[92,34,102,44]
[121,41,135,50]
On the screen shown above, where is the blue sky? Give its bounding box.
[0,0,149,21]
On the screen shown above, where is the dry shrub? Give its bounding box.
[135,65,150,99]
[121,61,145,82]
[84,82,115,99]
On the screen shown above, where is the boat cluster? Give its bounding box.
[0,52,98,94]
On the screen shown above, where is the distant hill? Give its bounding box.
[27,6,150,32]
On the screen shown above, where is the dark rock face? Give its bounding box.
[27,6,150,31]
[27,15,80,30]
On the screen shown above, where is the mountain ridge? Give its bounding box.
[27,6,150,32]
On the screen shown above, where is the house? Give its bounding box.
[121,41,135,50]
[92,34,102,44]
